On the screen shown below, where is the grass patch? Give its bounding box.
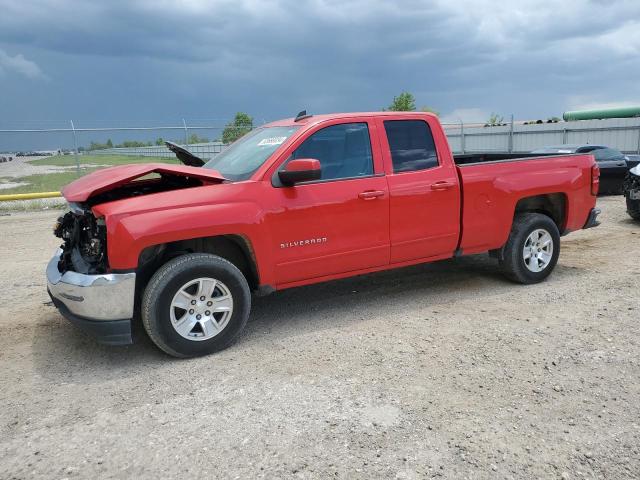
[0,154,182,195]
[0,168,100,194]
[28,154,179,167]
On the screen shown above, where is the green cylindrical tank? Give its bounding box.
[563,106,640,121]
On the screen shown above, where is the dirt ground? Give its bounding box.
[0,196,638,479]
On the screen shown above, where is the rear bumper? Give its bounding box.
[583,208,601,229]
[46,249,135,345]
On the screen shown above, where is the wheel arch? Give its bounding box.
[135,234,260,297]
[489,193,566,261]
[513,193,567,233]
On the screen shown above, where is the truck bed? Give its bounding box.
[454,153,596,255]
[454,152,559,166]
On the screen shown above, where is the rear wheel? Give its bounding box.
[142,253,251,358]
[499,213,560,284]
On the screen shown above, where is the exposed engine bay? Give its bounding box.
[54,205,108,274]
[53,147,227,275]
[55,173,222,274]
[85,174,207,206]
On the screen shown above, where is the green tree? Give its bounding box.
[188,133,210,144]
[222,112,253,144]
[106,139,113,148]
[386,92,416,112]
[155,137,165,146]
[485,113,504,127]
[119,140,151,148]
[89,140,110,150]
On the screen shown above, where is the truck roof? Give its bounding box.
[264,111,437,128]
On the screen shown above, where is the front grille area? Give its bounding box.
[54,208,108,274]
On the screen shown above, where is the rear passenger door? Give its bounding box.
[377,117,461,263]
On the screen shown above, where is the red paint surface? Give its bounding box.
[64,112,597,290]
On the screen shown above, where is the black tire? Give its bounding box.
[499,213,561,284]
[142,253,251,358]
[626,197,640,221]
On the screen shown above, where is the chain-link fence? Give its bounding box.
[0,120,245,196]
[441,117,640,154]
[3,116,640,158]
[2,116,640,197]
[90,142,226,160]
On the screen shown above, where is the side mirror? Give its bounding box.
[278,158,321,186]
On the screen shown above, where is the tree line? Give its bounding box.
[86,133,212,151]
[85,92,549,150]
[84,113,254,151]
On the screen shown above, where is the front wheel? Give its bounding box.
[627,197,640,221]
[142,253,251,358]
[499,213,560,284]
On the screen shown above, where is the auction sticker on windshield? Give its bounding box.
[258,136,287,146]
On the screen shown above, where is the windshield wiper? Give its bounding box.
[165,141,206,167]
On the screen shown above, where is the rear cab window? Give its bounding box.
[383,120,439,173]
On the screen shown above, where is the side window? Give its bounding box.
[291,123,373,181]
[383,120,438,173]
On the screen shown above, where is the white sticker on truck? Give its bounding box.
[258,137,287,146]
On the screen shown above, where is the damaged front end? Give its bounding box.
[52,163,228,275]
[54,203,108,275]
[47,163,228,344]
[47,202,136,345]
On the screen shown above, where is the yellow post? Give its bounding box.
[0,191,62,202]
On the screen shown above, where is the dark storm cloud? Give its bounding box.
[1,0,639,126]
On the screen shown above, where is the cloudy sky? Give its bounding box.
[1,0,639,132]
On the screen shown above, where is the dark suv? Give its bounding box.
[531,145,628,195]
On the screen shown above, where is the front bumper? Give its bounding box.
[46,249,136,345]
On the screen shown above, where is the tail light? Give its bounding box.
[591,164,600,196]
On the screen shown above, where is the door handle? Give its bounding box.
[430,181,456,191]
[358,190,385,200]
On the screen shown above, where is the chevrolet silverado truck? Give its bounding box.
[47,112,601,357]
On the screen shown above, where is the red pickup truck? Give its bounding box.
[47,112,600,357]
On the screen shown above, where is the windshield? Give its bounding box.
[203,126,300,180]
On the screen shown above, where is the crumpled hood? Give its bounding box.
[61,163,226,202]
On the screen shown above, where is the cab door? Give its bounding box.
[264,119,390,285]
[377,116,461,263]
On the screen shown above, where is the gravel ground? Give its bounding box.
[0,195,638,479]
